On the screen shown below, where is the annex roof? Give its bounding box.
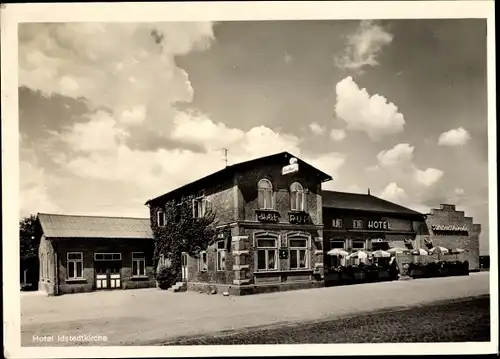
[37,213,153,239]
[146,151,333,205]
[322,190,424,217]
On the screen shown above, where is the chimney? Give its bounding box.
[368,188,371,195]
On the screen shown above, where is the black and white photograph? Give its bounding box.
[1,1,497,357]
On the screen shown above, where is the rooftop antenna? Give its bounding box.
[222,148,228,167]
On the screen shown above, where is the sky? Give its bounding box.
[18,19,490,254]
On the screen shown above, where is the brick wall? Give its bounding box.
[237,164,322,225]
[425,204,481,271]
[51,238,155,294]
[38,235,56,295]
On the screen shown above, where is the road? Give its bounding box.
[164,295,490,344]
[21,272,490,346]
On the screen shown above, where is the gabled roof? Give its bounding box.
[37,213,153,239]
[146,151,333,206]
[322,190,424,218]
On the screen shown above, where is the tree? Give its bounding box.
[152,196,218,288]
[20,214,39,260]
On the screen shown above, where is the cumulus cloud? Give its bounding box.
[19,22,215,133]
[414,168,444,187]
[309,122,326,136]
[376,143,414,168]
[455,187,465,196]
[330,129,346,142]
[438,127,471,146]
[335,76,405,140]
[335,20,393,72]
[379,182,408,204]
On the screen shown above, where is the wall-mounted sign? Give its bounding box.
[431,224,468,232]
[367,220,390,230]
[332,218,343,228]
[282,158,299,175]
[288,212,311,224]
[256,210,280,223]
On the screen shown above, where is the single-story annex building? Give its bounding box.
[37,213,156,295]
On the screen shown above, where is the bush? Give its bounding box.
[156,266,180,290]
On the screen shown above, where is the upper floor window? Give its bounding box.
[332,218,343,228]
[290,182,305,211]
[353,219,364,229]
[157,211,165,227]
[258,179,273,210]
[193,195,207,218]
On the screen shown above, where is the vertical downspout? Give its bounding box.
[53,242,59,296]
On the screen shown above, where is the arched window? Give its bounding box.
[258,179,273,209]
[290,182,305,211]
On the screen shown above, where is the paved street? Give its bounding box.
[165,295,490,344]
[21,272,489,346]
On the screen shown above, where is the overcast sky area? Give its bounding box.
[18,19,489,254]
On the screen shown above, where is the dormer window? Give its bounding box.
[290,182,305,211]
[258,179,273,210]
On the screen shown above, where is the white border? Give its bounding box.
[1,1,497,358]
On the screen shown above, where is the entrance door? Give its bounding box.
[95,261,122,290]
[181,253,189,282]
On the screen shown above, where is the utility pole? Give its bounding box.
[222,148,228,167]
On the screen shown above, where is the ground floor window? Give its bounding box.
[256,237,278,271]
[352,240,366,250]
[199,251,208,272]
[132,252,146,276]
[289,238,308,269]
[371,240,389,251]
[216,240,226,271]
[67,252,83,279]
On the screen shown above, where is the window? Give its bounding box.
[193,196,207,218]
[353,219,364,229]
[198,251,208,272]
[94,253,122,261]
[258,179,273,209]
[352,240,366,250]
[67,252,83,279]
[290,182,305,211]
[157,211,165,227]
[332,218,343,228]
[132,252,146,276]
[330,240,345,249]
[216,241,226,271]
[40,254,44,279]
[256,237,278,271]
[289,238,309,269]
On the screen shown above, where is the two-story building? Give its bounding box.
[145,152,332,296]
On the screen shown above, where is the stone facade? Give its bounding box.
[424,204,481,271]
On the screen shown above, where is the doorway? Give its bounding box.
[94,253,122,290]
[181,252,189,282]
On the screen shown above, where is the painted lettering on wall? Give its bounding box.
[288,212,311,224]
[256,210,280,223]
[367,220,390,230]
[431,224,468,232]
